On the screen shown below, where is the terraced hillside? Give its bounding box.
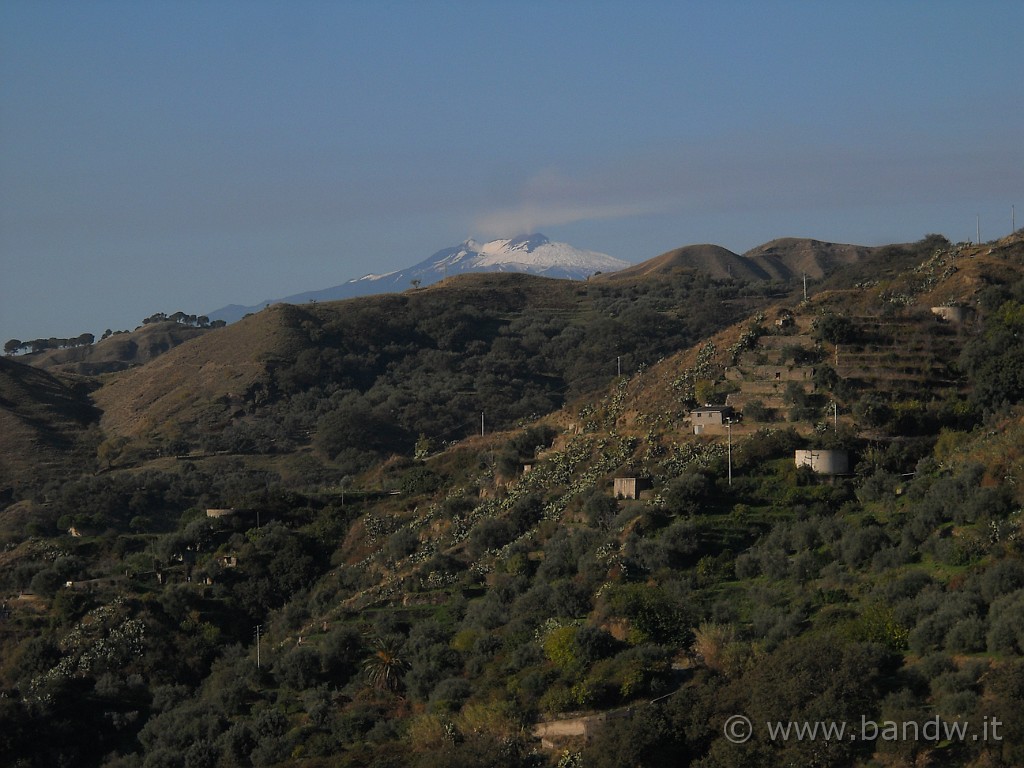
[87,271,779,468]
[2,232,1024,767]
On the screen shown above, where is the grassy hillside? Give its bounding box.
[601,237,883,285]
[90,271,779,472]
[2,233,1024,767]
[598,243,774,282]
[0,357,99,498]
[24,321,213,375]
[742,237,877,280]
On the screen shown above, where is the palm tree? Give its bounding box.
[363,635,408,691]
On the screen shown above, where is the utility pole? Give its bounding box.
[480,412,485,437]
[726,420,733,487]
[977,214,981,245]
[255,625,262,668]
[617,356,621,377]
[833,401,838,431]
[803,273,808,301]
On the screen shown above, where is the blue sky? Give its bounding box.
[2,1,1022,341]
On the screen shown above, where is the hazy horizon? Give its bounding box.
[2,1,1022,341]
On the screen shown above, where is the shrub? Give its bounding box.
[543,625,582,672]
[692,622,737,673]
[987,589,1024,655]
[945,617,987,653]
[551,580,590,618]
[427,677,472,714]
[977,559,1024,603]
[733,551,760,579]
[743,399,775,422]
[321,624,363,685]
[582,491,619,530]
[663,472,709,516]
[601,584,690,646]
[468,518,513,557]
[399,467,444,495]
[856,471,898,503]
[574,625,620,666]
[274,645,322,690]
[961,299,1024,410]
[815,314,858,344]
[908,592,983,654]
[536,530,579,580]
[581,698,688,768]
[508,425,558,459]
[387,527,420,560]
[843,604,909,650]
[508,493,544,533]
[29,568,62,597]
[839,526,889,567]
[854,392,893,430]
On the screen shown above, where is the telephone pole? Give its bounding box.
[480,412,485,437]
[255,625,262,668]
[803,273,808,301]
[726,420,733,487]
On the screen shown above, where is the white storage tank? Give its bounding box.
[795,449,849,475]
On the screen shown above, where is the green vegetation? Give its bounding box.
[120,272,779,473]
[4,311,224,358]
[2,234,1024,766]
[961,289,1024,412]
[4,332,95,355]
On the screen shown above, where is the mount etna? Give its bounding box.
[208,234,630,324]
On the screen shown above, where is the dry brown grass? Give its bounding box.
[28,321,211,375]
[604,243,771,282]
[743,237,878,279]
[91,304,311,438]
[599,237,882,284]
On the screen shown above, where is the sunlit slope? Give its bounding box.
[88,268,780,466]
[91,304,312,439]
[26,321,212,375]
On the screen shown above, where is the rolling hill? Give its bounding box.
[0,357,99,496]
[597,243,772,282]
[22,320,213,375]
[742,237,877,279]
[599,237,882,285]
[4,231,1024,767]
[91,270,777,457]
[208,234,629,324]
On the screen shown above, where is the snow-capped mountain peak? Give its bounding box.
[208,234,629,323]
[448,234,626,272]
